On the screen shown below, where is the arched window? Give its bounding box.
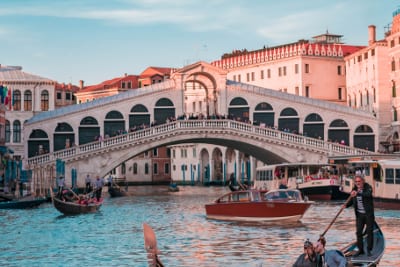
[41,90,49,111]
[5,120,10,142]
[13,90,21,111]
[13,120,21,143]
[24,90,32,111]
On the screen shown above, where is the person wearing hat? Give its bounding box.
[314,236,347,267]
[292,239,318,267]
[344,175,374,257]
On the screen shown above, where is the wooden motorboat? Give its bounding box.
[108,185,128,197]
[168,183,179,192]
[0,195,48,209]
[143,222,164,267]
[341,221,385,267]
[205,189,313,222]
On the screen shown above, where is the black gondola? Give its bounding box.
[108,185,128,197]
[341,220,385,267]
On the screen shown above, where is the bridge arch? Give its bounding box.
[104,110,125,137]
[354,125,375,151]
[328,119,349,145]
[154,98,175,125]
[253,102,274,127]
[79,116,100,145]
[54,122,74,152]
[278,107,299,133]
[129,104,150,129]
[228,97,249,121]
[304,113,324,139]
[28,129,49,157]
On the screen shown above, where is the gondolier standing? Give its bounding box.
[57,175,65,197]
[345,175,374,257]
[94,176,104,201]
[85,174,92,193]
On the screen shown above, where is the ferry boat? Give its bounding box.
[329,155,400,209]
[254,163,348,201]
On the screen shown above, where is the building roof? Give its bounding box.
[55,83,80,92]
[0,65,54,83]
[139,67,174,79]
[79,75,139,93]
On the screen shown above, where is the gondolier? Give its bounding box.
[94,176,104,201]
[345,175,374,257]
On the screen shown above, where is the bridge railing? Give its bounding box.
[27,119,372,167]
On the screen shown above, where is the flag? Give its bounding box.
[2,86,7,104]
[0,85,4,104]
[6,87,12,110]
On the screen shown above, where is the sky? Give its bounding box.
[0,0,395,86]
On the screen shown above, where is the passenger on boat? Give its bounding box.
[279,178,288,189]
[344,176,374,257]
[292,239,317,267]
[85,174,92,193]
[314,236,346,267]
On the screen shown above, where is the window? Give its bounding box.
[233,75,236,81]
[267,69,271,78]
[385,168,394,184]
[295,86,299,95]
[278,67,282,76]
[153,148,158,157]
[5,120,10,142]
[238,74,241,82]
[295,64,299,74]
[305,86,310,97]
[337,66,342,75]
[392,81,396,98]
[13,120,21,143]
[24,90,32,111]
[193,148,196,157]
[283,66,287,76]
[57,91,62,100]
[392,59,396,71]
[371,49,375,56]
[338,88,342,100]
[153,163,158,174]
[172,149,175,158]
[305,64,309,73]
[66,92,71,100]
[251,72,255,81]
[164,163,170,174]
[133,163,138,174]
[41,90,49,111]
[145,163,149,174]
[13,90,21,111]
[260,70,264,79]
[246,73,250,82]
[364,52,368,59]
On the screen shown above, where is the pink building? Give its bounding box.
[211,32,365,105]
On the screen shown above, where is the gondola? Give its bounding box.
[108,185,128,197]
[143,223,164,267]
[0,195,48,209]
[51,189,103,215]
[341,220,385,267]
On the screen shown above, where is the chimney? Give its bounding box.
[368,25,376,46]
[79,80,84,89]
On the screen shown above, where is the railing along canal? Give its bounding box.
[27,119,372,166]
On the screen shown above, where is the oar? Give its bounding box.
[143,223,164,267]
[320,195,353,238]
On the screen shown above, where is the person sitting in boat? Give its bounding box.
[279,178,288,189]
[77,195,88,205]
[314,236,347,267]
[292,239,317,267]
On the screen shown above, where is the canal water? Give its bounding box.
[0,186,399,267]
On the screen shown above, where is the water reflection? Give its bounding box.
[0,186,399,266]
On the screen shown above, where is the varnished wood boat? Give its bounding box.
[108,185,128,197]
[341,220,385,267]
[52,196,103,215]
[205,189,313,222]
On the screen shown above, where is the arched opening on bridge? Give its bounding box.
[200,148,210,184]
[278,107,299,133]
[392,132,400,152]
[228,97,249,121]
[154,98,175,125]
[353,125,375,151]
[79,116,100,145]
[253,102,274,127]
[328,119,349,145]
[184,80,207,118]
[211,147,223,184]
[28,129,49,157]
[53,122,74,152]
[225,148,236,183]
[129,104,150,130]
[104,110,125,137]
[303,113,324,139]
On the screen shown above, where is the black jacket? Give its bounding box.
[346,182,374,216]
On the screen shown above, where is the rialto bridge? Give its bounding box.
[23,61,377,187]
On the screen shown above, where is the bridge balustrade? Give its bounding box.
[26,119,372,168]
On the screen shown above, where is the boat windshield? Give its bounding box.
[264,189,302,201]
